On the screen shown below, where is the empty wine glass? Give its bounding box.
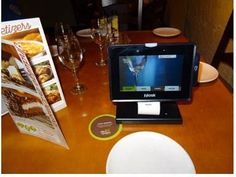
[55,22,73,42]
[91,18,108,66]
[55,22,85,53]
[55,23,85,95]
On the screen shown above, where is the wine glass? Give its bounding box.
[91,18,108,66]
[55,24,85,95]
[55,22,86,53]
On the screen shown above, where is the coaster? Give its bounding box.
[89,114,122,141]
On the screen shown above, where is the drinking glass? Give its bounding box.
[55,22,86,53]
[54,22,73,41]
[55,23,85,95]
[91,18,108,66]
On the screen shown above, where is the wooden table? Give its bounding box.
[2,31,233,173]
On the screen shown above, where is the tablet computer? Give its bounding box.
[108,43,197,102]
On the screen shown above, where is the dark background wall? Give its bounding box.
[2,0,77,28]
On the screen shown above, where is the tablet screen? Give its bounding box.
[108,43,196,102]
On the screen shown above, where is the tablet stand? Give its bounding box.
[115,102,182,124]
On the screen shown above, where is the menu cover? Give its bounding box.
[1,18,68,148]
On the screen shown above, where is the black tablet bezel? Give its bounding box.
[108,43,196,102]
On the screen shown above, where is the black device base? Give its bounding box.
[116,102,182,124]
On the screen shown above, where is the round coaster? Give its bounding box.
[89,114,122,141]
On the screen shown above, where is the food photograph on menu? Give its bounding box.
[2,46,34,89]
[2,28,46,59]
[33,61,54,84]
[1,43,56,131]
[43,83,61,105]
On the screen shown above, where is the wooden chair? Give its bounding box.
[211,11,233,69]
[211,11,233,91]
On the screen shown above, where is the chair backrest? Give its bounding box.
[211,11,233,69]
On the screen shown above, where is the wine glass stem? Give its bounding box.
[99,44,104,62]
[72,68,80,88]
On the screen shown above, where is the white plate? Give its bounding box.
[76,28,92,37]
[106,131,196,174]
[153,27,181,37]
[198,62,219,83]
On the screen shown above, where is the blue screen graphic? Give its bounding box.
[119,55,183,92]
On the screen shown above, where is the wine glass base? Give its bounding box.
[71,84,86,95]
[95,60,107,67]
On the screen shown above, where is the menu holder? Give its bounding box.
[1,18,68,148]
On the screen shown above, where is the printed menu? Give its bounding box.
[1,18,68,148]
[1,18,66,111]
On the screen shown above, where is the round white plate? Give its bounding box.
[198,62,219,83]
[76,28,91,37]
[153,27,181,37]
[106,131,196,174]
